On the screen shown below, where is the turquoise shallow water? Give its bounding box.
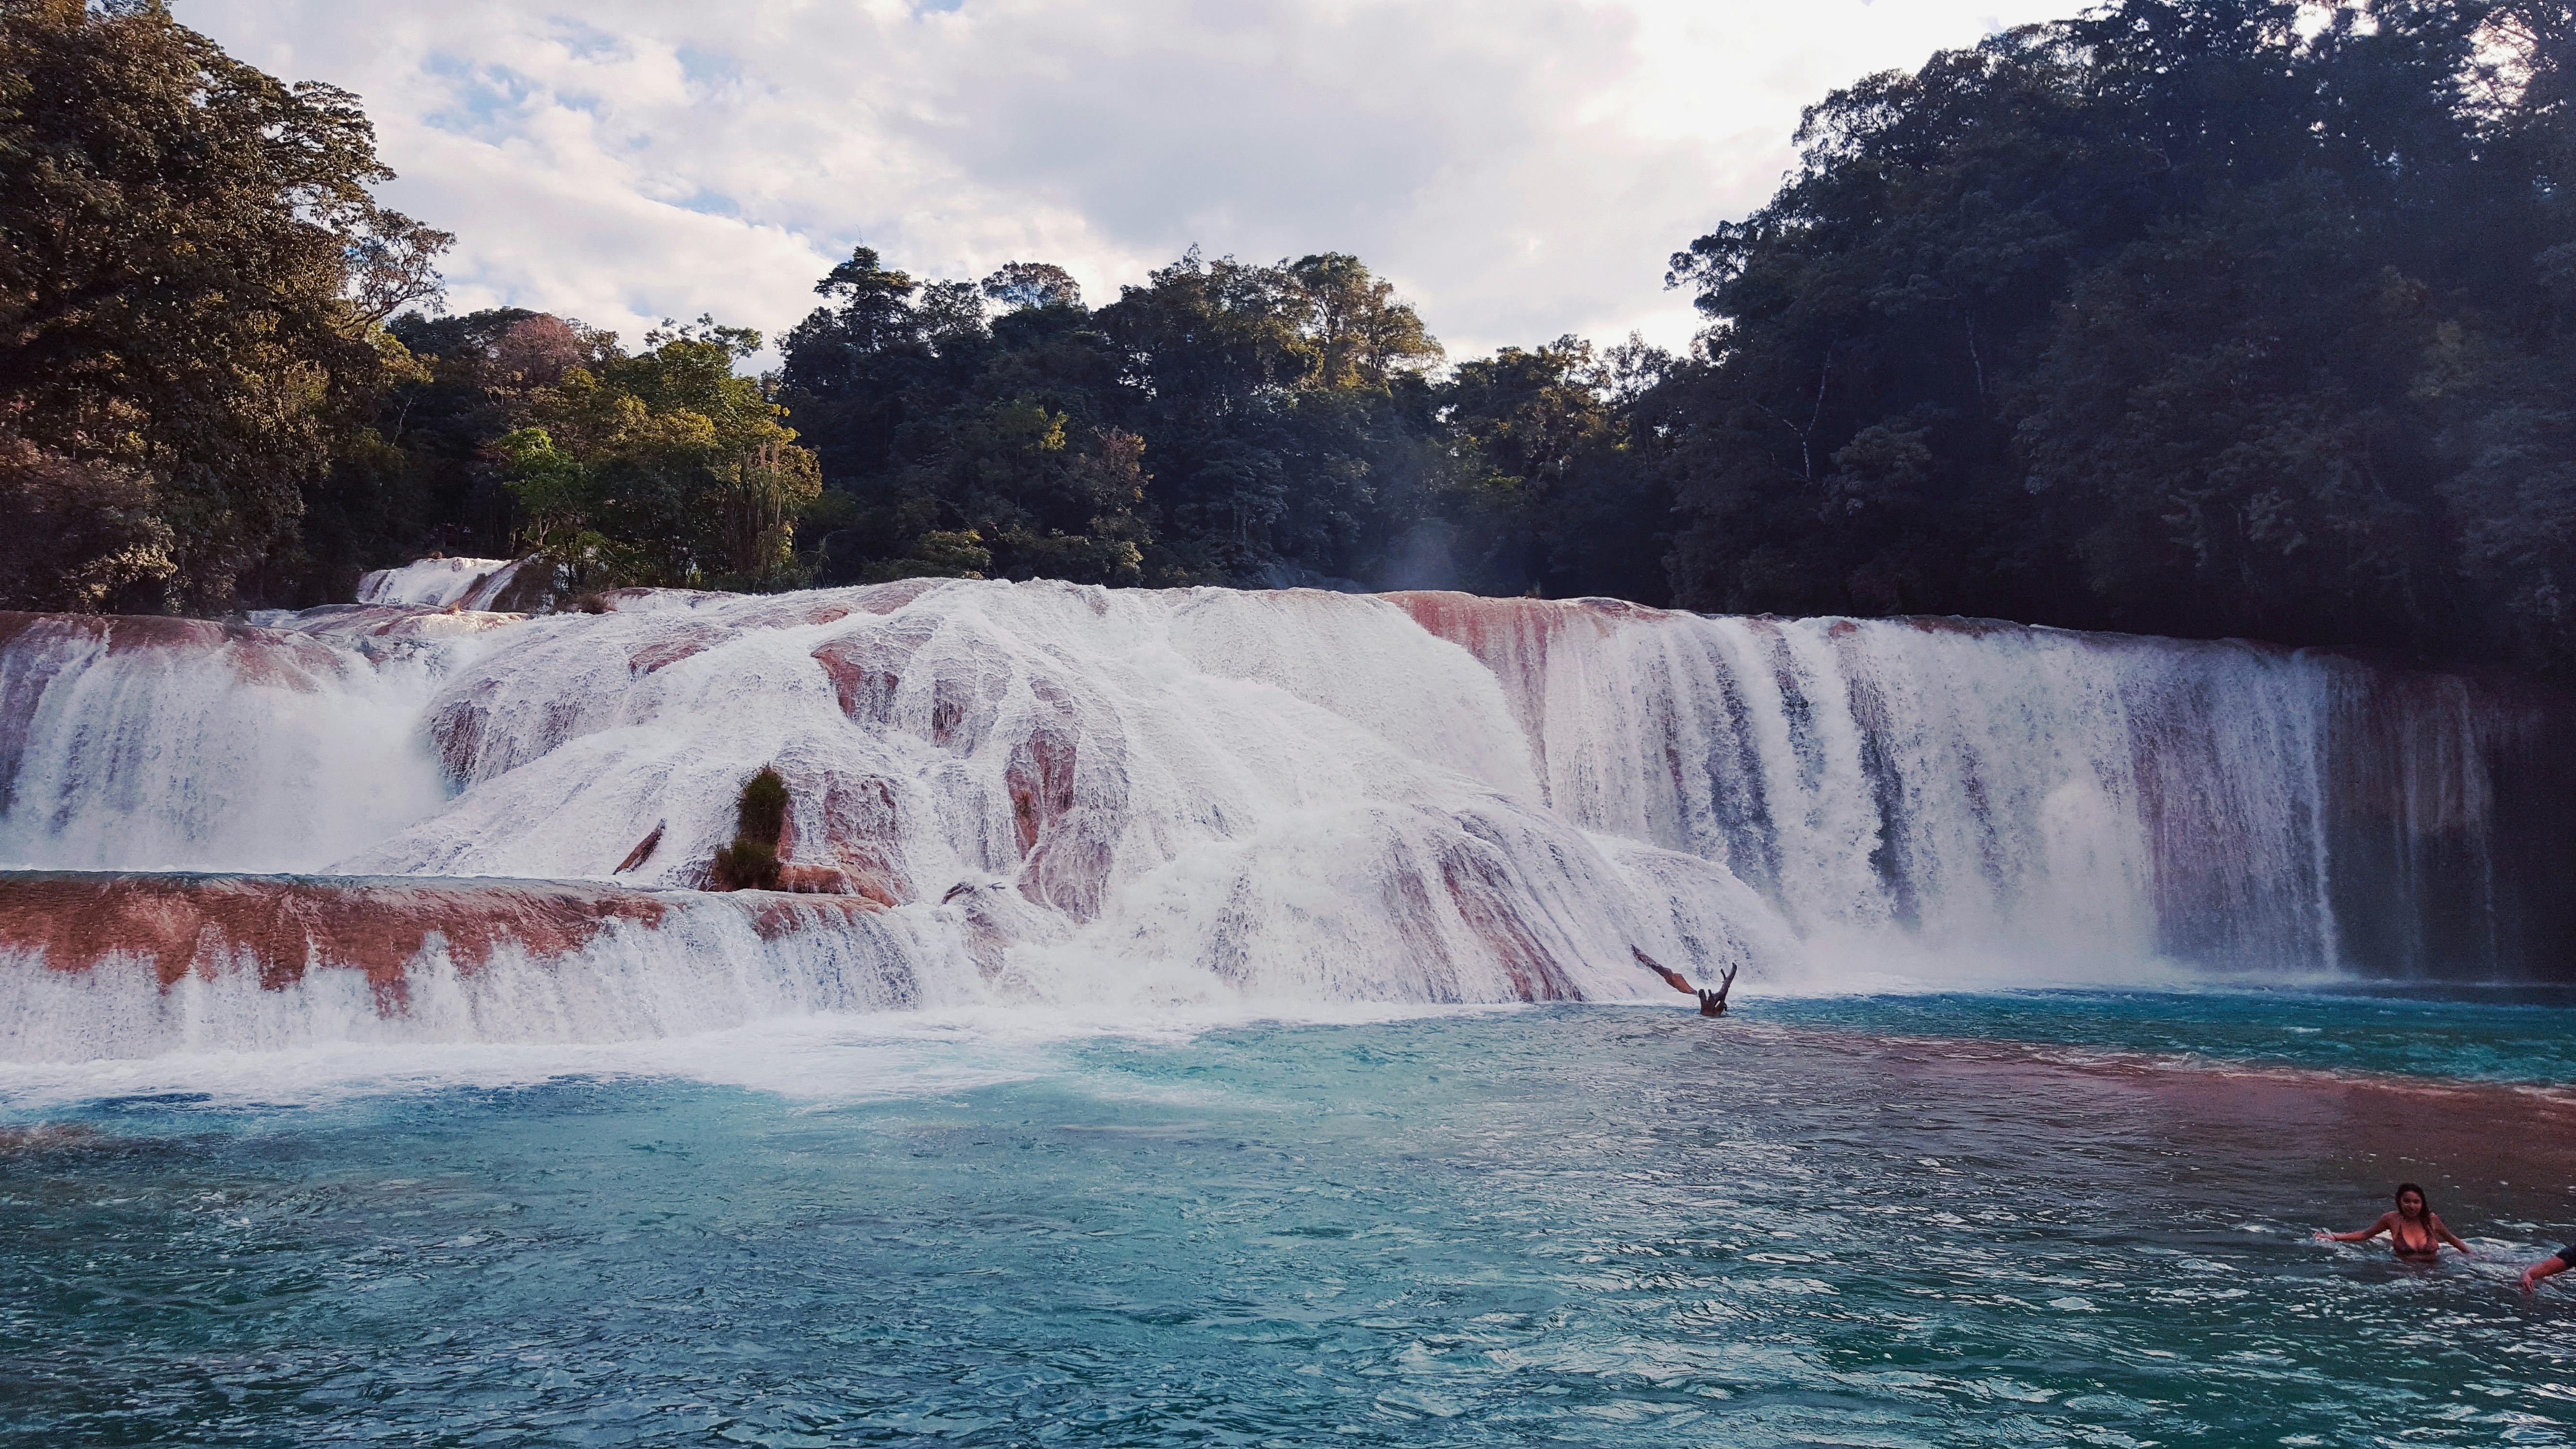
[7,988,2576,1447]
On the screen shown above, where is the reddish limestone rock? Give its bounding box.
[1382,591,1568,726]
[428,680,495,783]
[1006,729,1074,856]
[279,605,527,641]
[841,577,953,616]
[0,611,355,694]
[772,862,851,895]
[625,621,736,676]
[582,587,740,612]
[0,872,674,1010]
[0,611,52,654]
[725,578,948,631]
[583,588,674,612]
[808,614,1006,753]
[811,617,936,728]
[744,892,888,940]
[426,676,601,786]
[815,628,1122,918]
[1362,819,1584,1004]
[782,772,915,908]
[1380,592,1653,787]
[463,557,555,613]
[1434,833,1580,1002]
[0,614,364,805]
[770,862,893,904]
[615,822,665,874]
[1005,678,1125,920]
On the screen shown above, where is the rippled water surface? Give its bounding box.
[8,989,2576,1446]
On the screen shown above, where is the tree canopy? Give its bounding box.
[1658,0,2576,673]
[0,0,448,609]
[10,0,2576,683]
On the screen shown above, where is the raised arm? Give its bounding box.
[1632,947,1696,997]
[2317,1212,2395,1244]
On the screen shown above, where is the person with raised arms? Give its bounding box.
[1633,947,1738,1017]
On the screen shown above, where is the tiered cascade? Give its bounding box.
[1,575,2562,1059]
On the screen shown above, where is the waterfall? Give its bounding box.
[0,579,2561,1060]
[354,555,548,611]
[0,613,454,872]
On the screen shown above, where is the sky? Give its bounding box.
[180,0,2076,367]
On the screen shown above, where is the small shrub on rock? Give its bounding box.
[708,767,790,890]
[710,838,779,891]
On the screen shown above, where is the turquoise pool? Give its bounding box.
[6,988,2576,1446]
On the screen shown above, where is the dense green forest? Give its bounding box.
[6,0,2576,676]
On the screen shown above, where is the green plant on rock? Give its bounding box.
[709,766,789,890]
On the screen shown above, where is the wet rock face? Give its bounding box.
[269,604,528,641]
[0,869,926,1058]
[0,611,356,693]
[0,871,673,999]
[1382,593,2576,980]
[782,773,912,908]
[0,871,901,1004]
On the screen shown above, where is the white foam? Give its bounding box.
[0,995,1529,1110]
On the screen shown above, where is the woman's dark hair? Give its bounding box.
[2394,1183,2431,1218]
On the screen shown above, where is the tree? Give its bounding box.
[0,0,431,609]
[1659,23,2114,618]
[779,246,1154,586]
[499,319,824,590]
[2015,177,2451,646]
[1652,0,2576,672]
[1433,335,1678,601]
[0,430,174,611]
[1089,249,1445,584]
[981,261,1082,312]
[343,210,456,329]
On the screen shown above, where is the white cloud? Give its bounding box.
[178,0,2075,364]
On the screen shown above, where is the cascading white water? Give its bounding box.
[0,615,455,872]
[0,577,2553,1060]
[1392,600,2338,970]
[355,555,539,610]
[0,878,942,1062]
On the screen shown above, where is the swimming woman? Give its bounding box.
[2315,1183,2474,1261]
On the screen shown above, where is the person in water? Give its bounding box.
[1695,964,1739,1017]
[2315,1183,2474,1261]
[1631,948,1738,1017]
[2521,1246,2576,1293]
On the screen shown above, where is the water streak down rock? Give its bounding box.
[0,575,2567,1060]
